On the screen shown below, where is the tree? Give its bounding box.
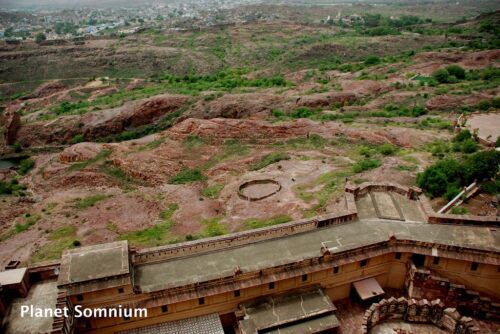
[463,150,500,183]
[445,65,466,80]
[416,159,463,198]
[432,68,450,84]
[35,32,46,43]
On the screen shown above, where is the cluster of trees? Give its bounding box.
[417,149,500,200]
[432,65,466,84]
[159,70,289,90]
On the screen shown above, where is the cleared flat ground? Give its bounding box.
[467,113,500,144]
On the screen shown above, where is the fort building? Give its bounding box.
[0,182,499,333]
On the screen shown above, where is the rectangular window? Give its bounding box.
[234,290,240,297]
[161,305,168,313]
[76,294,84,302]
[302,274,308,282]
[470,262,479,271]
[360,259,368,267]
[395,252,402,260]
[333,266,339,274]
[269,282,275,290]
[118,288,124,294]
[198,297,205,305]
[433,257,440,265]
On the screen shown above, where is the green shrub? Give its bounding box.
[432,68,450,84]
[377,143,397,156]
[477,100,492,111]
[169,168,207,184]
[453,130,472,142]
[482,179,500,195]
[201,184,224,199]
[352,159,381,173]
[244,215,291,229]
[364,55,381,66]
[444,183,461,201]
[249,152,290,171]
[416,159,463,198]
[18,158,35,175]
[0,179,27,196]
[75,194,109,209]
[451,207,468,215]
[70,134,85,144]
[445,65,466,80]
[463,150,500,184]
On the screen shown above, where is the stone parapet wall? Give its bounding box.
[345,182,422,198]
[362,297,480,334]
[50,290,74,334]
[133,194,358,265]
[348,182,499,227]
[405,262,500,321]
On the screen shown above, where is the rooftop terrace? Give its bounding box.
[134,218,500,292]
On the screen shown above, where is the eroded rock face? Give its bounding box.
[15,94,189,147]
[181,93,286,120]
[295,92,356,108]
[425,93,494,110]
[2,108,21,145]
[59,142,103,163]
[21,80,67,100]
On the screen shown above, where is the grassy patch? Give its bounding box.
[120,203,179,247]
[100,162,134,188]
[352,159,381,173]
[31,226,78,263]
[0,179,27,196]
[451,207,468,215]
[201,217,227,237]
[202,139,251,170]
[183,135,204,150]
[75,194,110,209]
[68,149,112,172]
[243,215,291,229]
[249,152,290,171]
[14,214,41,233]
[295,170,353,218]
[17,158,35,175]
[169,168,207,184]
[201,184,224,199]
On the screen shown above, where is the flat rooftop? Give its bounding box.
[0,267,26,286]
[58,240,129,286]
[117,313,224,334]
[134,219,500,292]
[239,288,337,333]
[3,281,58,334]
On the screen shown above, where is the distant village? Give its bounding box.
[0,0,270,41]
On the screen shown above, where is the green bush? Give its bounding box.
[70,134,85,144]
[477,100,491,111]
[169,168,207,184]
[432,68,450,84]
[352,159,381,173]
[377,143,397,156]
[364,56,381,66]
[417,150,500,198]
[451,207,468,215]
[453,130,472,142]
[0,179,27,196]
[18,158,35,175]
[463,150,500,184]
[416,159,463,198]
[445,65,466,80]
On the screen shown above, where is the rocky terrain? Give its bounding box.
[0,11,499,267]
